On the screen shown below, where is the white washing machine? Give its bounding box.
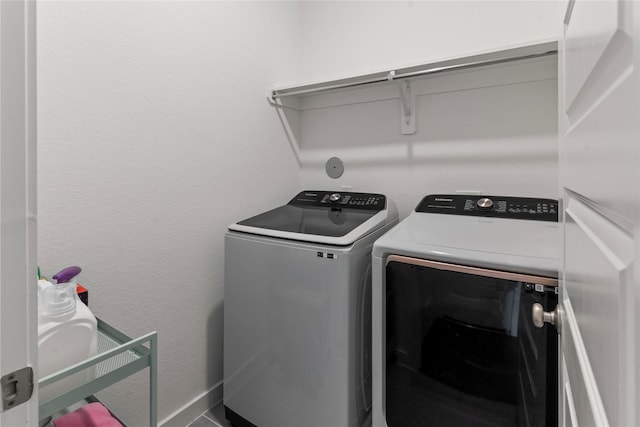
[224,190,398,427]
[372,194,561,427]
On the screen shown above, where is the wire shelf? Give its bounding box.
[38,318,157,426]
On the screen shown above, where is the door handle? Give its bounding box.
[532,303,562,334]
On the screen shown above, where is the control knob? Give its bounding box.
[329,193,341,202]
[476,198,494,210]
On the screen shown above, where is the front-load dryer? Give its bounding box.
[224,190,398,427]
[372,194,560,427]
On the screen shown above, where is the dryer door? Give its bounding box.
[383,256,558,427]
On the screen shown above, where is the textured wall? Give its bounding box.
[36,2,300,425]
[299,1,559,82]
[296,1,560,217]
[37,1,560,425]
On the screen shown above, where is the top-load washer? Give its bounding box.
[372,194,560,427]
[224,190,398,427]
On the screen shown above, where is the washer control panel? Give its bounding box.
[416,194,558,222]
[289,191,386,211]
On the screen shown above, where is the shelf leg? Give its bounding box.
[150,335,158,427]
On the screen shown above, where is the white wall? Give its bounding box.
[299,0,559,82]
[37,1,560,425]
[37,2,301,425]
[296,1,560,217]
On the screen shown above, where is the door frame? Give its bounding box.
[0,0,38,425]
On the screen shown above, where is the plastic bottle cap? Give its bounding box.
[42,283,76,321]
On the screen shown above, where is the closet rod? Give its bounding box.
[270,42,557,99]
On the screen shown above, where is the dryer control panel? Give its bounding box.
[416,194,558,222]
[289,191,387,211]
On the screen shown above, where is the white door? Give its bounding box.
[0,0,38,425]
[559,1,639,426]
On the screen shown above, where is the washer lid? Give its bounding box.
[229,190,394,246]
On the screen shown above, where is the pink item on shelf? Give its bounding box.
[53,402,123,427]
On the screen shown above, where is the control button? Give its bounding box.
[329,193,341,202]
[476,198,494,210]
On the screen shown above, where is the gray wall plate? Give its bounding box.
[325,157,344,179]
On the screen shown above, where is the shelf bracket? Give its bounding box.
[395,77,416,135]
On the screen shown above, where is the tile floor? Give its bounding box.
[186,403,232,427]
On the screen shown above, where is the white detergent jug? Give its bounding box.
[37,267,98,404]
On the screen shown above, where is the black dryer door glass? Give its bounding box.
[385,260,557,427]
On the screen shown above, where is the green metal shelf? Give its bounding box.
[38,318,157,426]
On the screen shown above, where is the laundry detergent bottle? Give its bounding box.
[37,266,98,404]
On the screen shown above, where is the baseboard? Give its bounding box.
[158,381,222,427]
